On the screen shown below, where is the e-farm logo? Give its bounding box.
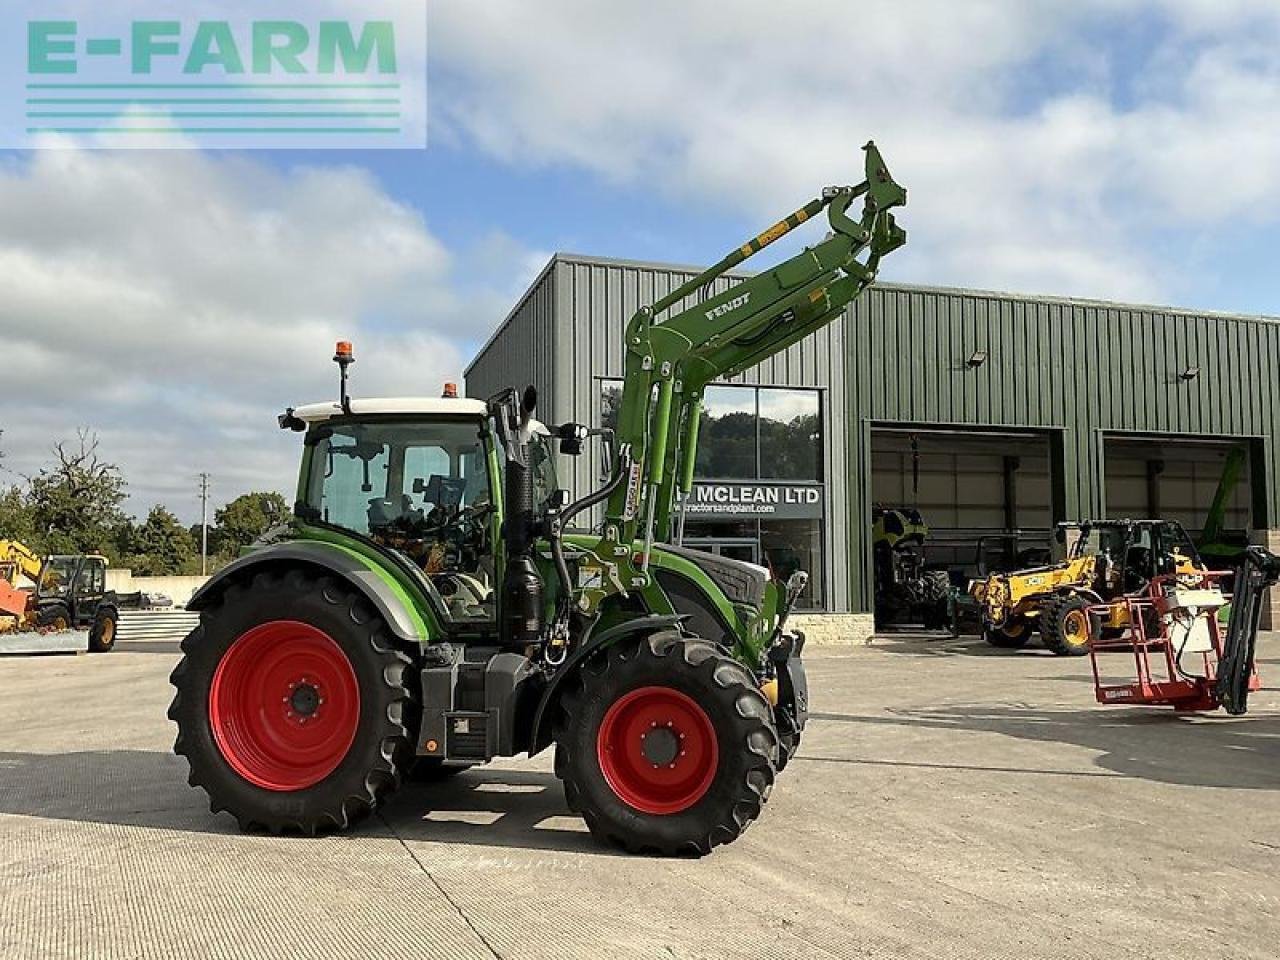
[4,3,426,149]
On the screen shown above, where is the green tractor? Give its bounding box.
[169,143,907,855]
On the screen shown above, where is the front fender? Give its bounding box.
[528,614,685,755]
[187,541,427,644]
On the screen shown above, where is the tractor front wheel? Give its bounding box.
[168,570,415,833]
[1041,595,1094,656]
[555,631,777,856]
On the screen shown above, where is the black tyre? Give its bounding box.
[1040,595,1094,657]
[168,569,416,833]
[88,607,117,652]
[983,616,1032,649]
[36,604,71,633]
[918,571,951,628]
[776,730,801,772]
[555,631,777,856]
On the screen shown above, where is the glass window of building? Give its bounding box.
[760,518,823,609]
[696,386,757,479]
[757,388,822,481]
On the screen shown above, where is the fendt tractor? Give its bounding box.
[169,143,907,855]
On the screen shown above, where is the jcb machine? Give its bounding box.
[169,144,907,854]
[0,542,121,652]
[970,519,1208,656]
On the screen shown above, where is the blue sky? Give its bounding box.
[4,1,1280,521]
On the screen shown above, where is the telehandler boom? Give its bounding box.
[170,143,906,855]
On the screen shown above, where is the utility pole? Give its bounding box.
[198,472,211,577]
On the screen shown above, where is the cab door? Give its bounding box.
[71,558,107,625]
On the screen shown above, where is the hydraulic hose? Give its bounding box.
[549,446,634,599]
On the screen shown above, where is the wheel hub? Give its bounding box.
[288,681,321,719]
[640,724,680,767]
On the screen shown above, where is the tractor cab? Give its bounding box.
[287,395,563,629]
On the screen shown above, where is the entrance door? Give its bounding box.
[683,537,761,566]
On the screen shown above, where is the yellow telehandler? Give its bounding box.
[969,519,1208,656]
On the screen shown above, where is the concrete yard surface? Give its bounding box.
[2,635,1279,960]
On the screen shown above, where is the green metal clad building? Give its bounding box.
[466,253,1280,620]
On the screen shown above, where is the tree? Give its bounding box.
[26,430,127,556]
[0,485,37,544]
[123,506,195,575]
[214,491,291,555]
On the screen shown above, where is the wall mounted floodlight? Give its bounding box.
[966,350,988,368]
[1179,366,1200,381]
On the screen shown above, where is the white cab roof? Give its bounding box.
[291,397,488,423]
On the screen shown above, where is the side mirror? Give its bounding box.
[411,477,427,495]
[550,488,571,510]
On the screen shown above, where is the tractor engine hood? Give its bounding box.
[651,543,771,613]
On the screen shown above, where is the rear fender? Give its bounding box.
[186,541,428,645]
[528,613,685,755]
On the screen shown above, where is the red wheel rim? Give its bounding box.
[596,686,718,815]
[209,620,360,791]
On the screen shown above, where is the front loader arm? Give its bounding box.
[598,142,906,580]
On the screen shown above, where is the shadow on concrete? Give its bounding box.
[377,767,620,857]
[868,633,1058,658]
[0,748,236,835]
[807,704,1280,790]
[0,748,605,854]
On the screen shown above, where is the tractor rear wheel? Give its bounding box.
[1041,595,1094,656]
[168,569,415,833]
[919,571,951,628]
[88,607,117,652]
[555,631,777,856]
[983,616,1032,649]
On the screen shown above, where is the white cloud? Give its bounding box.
[429,1,1280,304]
[0,148,531,521]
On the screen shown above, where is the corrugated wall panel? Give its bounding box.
[465,263,558,414]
